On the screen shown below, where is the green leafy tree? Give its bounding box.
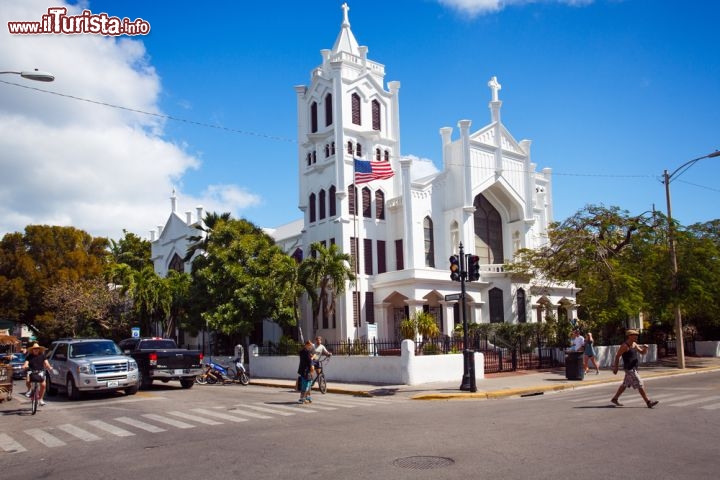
[109,229,152,271]
[184,211,232,262]
[298,242,356,331]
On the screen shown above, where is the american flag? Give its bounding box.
[353,158,394,184]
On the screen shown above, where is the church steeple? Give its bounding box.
[332,3,361,56]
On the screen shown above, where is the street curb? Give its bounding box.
[408,365,720,401]
[249,381,374,397]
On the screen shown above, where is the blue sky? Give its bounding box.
[1,0,718,240]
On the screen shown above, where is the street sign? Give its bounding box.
[444,293,462,301]
[131,327,140,338]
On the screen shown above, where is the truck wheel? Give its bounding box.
[180,378,194,389]
[66,376,82,400]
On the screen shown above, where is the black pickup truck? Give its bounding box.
[118,338,203,389]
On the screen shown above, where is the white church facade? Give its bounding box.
[151,3,578,346]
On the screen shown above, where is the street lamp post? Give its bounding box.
[663,150,720,369]
[0,69,55,82]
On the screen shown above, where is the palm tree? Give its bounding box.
[183,211,232,262]
[298,242,356,331]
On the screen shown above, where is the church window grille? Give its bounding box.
[309,193,316,223]
[356,143,362,157]
[353,290,361,327]
[363,238,373,275]
[489,288,504,323]
[362,187,371,218]
[371,99,381,131]
[350,236,358,278]
[395,239,404,270]
[329,185,337,217]
[318,189,326,220]
[310,102,318,133]
[325,93,333,126]
[473,193,504,264]
[377,240,386,273]
[375,190,385,219]
[351,93,361,125]
[384,150,390,162]
[375,148,381,161]
[348,184,358,216]
[365,292,375,324]
[517,288,527,323]
[169,253,184,273]
[347,141,353,155]
[424,216,435,268]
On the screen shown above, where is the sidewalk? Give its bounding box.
[249,356,720,400]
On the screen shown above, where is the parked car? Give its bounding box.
[8,352,26,379]
[46,338,139,399]
[118,337,203,389]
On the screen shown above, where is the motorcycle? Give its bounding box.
[231,357,250,385]
[196,361,231,385]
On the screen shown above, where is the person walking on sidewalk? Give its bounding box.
[611,329,658,408]
[297,340,315,404]
[583,332,600,374]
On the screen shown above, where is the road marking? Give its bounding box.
[669,395,720,407]
[0,433,27,453]
[25,428,66,448]
[141,414,195,429]
[191,408,249,422]
[56,424,101,442]
[313,398,358,407]
[657,394,701,405]
[257,402,318,413]
[166,410,223,425]
[226,407,273,419]
[701,402,720,410]
[86,419,134,437]
[114,416,166,433]
[243,404,295,416]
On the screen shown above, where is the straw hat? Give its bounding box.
[625,329,639,336]
[28,342,46,352]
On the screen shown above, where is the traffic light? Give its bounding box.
[449,255,461,282]
[468,255,480,281]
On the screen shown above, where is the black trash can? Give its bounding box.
[565,351,585,380]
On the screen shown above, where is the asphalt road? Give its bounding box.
[1,372,719,479]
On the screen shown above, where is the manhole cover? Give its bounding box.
[393,456,455,469]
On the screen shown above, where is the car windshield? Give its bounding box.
[9,353,25,363]
[69,341,121,358]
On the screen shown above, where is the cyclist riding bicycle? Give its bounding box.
[312,336,332,381]
[22,342,52,407]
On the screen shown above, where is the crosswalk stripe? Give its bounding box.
[56,424,101,442]
[141,414,195,429]
[191,408,249,422]
[0,433,27,453]
[258,403,318,413]
[311,399,358,408]
[166,410,223,425]
[225,407,273,419]
[299,403,338,411]
[670,395,720,407]
[25,428,66,448]
[701,402,720,410]
[114,416,166,433]
[86,420,135,437]
[244,404,295,416]
[658,394,700,405]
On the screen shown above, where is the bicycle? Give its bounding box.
[311,357,330,394]
[27,370,44,415]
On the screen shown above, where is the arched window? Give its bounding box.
[474,193,503,264]
[329,185,337,217]
[347,141,353,155]
[362,187,372,218]
[319,189,326,220]
[450,220,459,254]
[325,144,330,158]
[306,153,311,166]
[489,288,504,323]
[348,184,358,216]
[325,93,333,126]
[372,99,381,131]
[424,216,435,268]
[310,102,318,133]
[309,193,316,223]
[517,288,527,323]
[375,148,381,161]
[331,142,336,155]
[375,190,385,220]
[169,253,184,273]
[356,143,362,157]
[312,150,317,164]
[384,150,390,162]
[351,93,361,125]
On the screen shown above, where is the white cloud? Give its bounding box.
[0,0,260,240]
[437,0,594,17]
[405,155,441,181]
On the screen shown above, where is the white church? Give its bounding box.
[151,3,578,346]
